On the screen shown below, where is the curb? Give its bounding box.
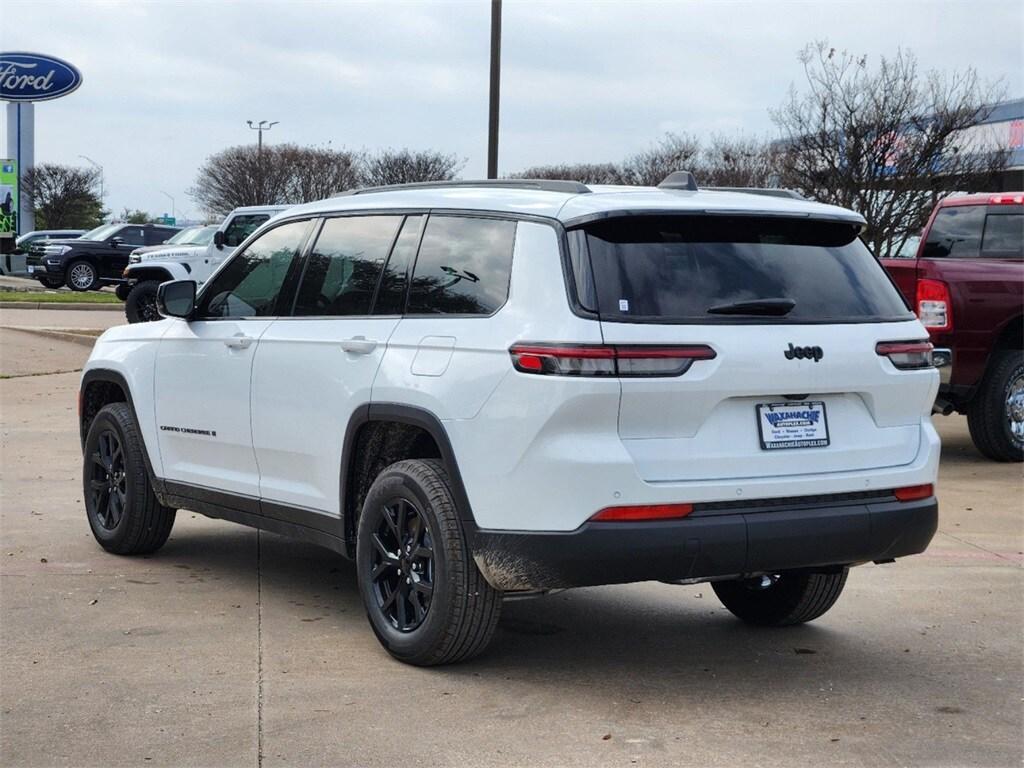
[2,326,102,348]
[0,301,121,311]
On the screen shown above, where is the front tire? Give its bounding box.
[66,259,99,291]
[83,403,176,555]
[712,569,848,626]
[125,280,161,323]
[356,459,501,666]
[967,350,1024,462]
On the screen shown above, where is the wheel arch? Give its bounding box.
[341,403,477,558]
[125,266,175,284]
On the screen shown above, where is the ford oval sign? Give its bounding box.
[0,52,82,102]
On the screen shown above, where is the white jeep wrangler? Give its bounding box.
[122,205,288,322]
[79,176,940,665]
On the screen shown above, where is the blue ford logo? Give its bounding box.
[0,52,82,102]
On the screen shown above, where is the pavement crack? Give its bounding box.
[0,368,83,380]
[257,529,263,768]
[937,529,1016,562]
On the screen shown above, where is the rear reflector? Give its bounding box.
[590,503,694,522]
[894,484,933,502]
[876,340,934,370]
[510,343,715,377]
[915,278,952,331]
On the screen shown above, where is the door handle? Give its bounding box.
[339,336,378,354]
[223,333,254,350]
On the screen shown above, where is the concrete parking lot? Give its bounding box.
[1,311,1022,768]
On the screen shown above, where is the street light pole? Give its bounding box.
[159,190,175,221]
[487,0,502,179]
[79,154,103,201]
[246,119,279,157]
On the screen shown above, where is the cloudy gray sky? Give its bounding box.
[3,0,1022,220]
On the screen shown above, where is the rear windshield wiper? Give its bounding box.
[706,298,796,316]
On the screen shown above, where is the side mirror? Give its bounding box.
[156,280,197,319]
[110,236,124,246]
[213,230,226,249]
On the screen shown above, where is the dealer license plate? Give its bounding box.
[756,401,830,450]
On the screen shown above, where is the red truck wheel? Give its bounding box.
[967,351,1024,462]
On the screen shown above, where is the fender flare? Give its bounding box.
[340,403,478,552]
[123,264,183,283]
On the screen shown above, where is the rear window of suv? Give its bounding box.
[573,215,912,323]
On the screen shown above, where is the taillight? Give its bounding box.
[590,503,694,522]
[509,343,716,377]
[894,484,933,502]
[916,279,952,331]
[876,340,934,370]
[989,194,1024,205]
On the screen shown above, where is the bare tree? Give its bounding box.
[360,148,464,187]
[284,145,363,200]
[512,163,622,184]
[189,145,294,216]
[21,164,104,229]
[772,42,1008,258]
[700,135,780,188]
[615,133,702,186]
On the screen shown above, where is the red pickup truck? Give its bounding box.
[882,193,1023,461]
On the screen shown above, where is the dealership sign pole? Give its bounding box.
[1,52,83,238]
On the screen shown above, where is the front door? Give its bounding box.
[154,218,313,498]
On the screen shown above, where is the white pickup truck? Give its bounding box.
[122,205,288,322]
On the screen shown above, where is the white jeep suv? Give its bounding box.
[79,175,940,666]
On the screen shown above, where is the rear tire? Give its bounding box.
[966,350,1024,462]
[125,280,162,323]
[66,259,99,291]
[356,459,501,666]
[83,403,176,555]
[712,569,848,626]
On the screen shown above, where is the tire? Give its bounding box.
[712,568,848,626]
[966,350,1024,462]
[83,403,176,555]
[356,459,501,666]
[125,281,162,323]
[66,259,99,291]
[115,283,132,301]
[38,276,64,289]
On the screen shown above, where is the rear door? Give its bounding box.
[575,214,936,482]
[251,214,417,519]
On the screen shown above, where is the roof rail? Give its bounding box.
[706,186,808,201]
[336,179,592,197]
[658,171,699,191]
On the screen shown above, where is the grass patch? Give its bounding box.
[0,289,121,304]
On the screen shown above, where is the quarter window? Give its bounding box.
[199,220,312,318]
[293,216,402,316]
[407,216,517,315]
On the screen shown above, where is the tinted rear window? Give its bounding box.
[577,216,911,323]
[922,206,985,258]
[981,212,1023,255]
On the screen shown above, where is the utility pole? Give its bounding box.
[159,190,175,221]
[487,0,501,179]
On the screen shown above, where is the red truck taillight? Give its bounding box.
[916,279,952,332]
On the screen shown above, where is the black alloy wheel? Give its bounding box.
[89,429,128,531]
[369,497,435,632]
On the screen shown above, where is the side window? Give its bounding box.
[406,216,517,315]
[293,215,402,316]
[922,206,985,258]
[374,215,423,315]
[981,213,1023,255]
[145,228,173,246]
[223,214,270,247]
[199,220,312,319]
[118,227,147,246]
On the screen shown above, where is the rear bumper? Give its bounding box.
[469,495,937,591]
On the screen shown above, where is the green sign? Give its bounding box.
[0,159,16,237]
[156,215,176,225]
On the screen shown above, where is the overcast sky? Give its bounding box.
[3,0,1022,221]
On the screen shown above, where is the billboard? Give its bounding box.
[0,158,16,238]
